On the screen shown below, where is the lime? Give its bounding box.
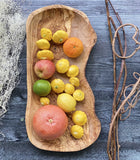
[33,79,51,96]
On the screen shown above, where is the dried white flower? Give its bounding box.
[0,0,25,117]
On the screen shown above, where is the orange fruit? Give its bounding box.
[63,37,84,58]
[33,105,68,140]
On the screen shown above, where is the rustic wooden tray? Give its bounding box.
[26,4,101,152]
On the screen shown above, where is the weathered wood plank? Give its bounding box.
[0,141,140,160]
[0,0,140,159]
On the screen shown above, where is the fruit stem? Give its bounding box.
[48,119,53,123]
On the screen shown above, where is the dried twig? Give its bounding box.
[105,0,127,159]
[105,0,140,160]
[112,24,140,59]
[108,73,140,146]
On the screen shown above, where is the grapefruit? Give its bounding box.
[33,105,68,140]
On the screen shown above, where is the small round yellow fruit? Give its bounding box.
[36,39,50,50]
[51,79,65,94]
[64,83,75,94]
[69,77,80,87]
[70,125,84,139]
[37,50,54,60]
[56,58,70,73]
[72,111,87,126]
[73,89,85,101]
[52,30,68,44]
[66,65,79,77]
[41,28,52,41]
[57,93,76,112]
[40,97,50,105]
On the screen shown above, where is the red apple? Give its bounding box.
[34,60,55,79]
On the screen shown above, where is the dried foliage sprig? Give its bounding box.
[0,0,25,117]
[105,0,140,159]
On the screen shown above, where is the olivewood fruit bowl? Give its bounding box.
[26,5,101,152]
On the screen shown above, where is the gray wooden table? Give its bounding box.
[0,0,140,159]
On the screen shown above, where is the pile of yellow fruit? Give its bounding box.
[35,27,87,139]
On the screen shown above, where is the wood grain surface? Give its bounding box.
[26,4,100,151]
[0,0,140,159]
